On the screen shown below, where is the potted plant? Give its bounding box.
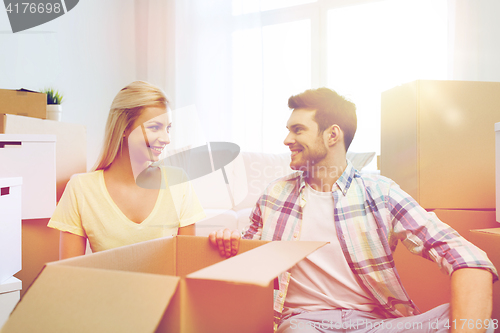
[41,88,64,121]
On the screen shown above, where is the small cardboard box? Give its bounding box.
[0,89,46,119]
[1,236,326,333]
[0,114,87,202]
[496,122,500,222]
[381,80,500,209]
[468,228,500,322]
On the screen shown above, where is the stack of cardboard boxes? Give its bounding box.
[0,89,87,330]
[381,80,500,320]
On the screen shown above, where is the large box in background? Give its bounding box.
[393,209,498,314]
[381,80,500,210]
[496,122,500,222]
[0,134,56,219]
[468,228,500,322]
[0,178,22,284]
[0,89,46,119]
[1,236,326,333]
[0,114,87,202]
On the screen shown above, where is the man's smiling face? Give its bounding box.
[284,108,328,171]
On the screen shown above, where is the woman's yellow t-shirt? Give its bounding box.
[48,167,206,252]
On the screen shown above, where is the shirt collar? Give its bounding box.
[335,160,356,196]
[299,159,357,196]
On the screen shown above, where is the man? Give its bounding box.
[209,88,497,333]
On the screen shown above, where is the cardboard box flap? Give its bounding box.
[2,265,179,333]
[17,88,40,93]
[187,240,327,287]
[51,236,176,276]
[471,228,500,236]
[174,236,269,277]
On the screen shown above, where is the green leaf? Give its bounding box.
[41,88,64,105]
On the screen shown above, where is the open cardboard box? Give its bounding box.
[1,236,326,333]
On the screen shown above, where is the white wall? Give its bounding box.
[0,0,137,170]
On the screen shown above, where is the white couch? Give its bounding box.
[193,151,376,236]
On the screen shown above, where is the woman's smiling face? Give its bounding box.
[126,106,172,166]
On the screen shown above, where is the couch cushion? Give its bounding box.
[236,207,253,232]
[195,209,238,236]
[232,152,293,211]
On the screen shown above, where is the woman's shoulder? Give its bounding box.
[70,170,102,181]
[67,170,103,189]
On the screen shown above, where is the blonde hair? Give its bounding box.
[92,81,169,171]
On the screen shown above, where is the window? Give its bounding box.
[179,0,448,169]
[327,0,448,156]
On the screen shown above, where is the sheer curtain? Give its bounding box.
[147,0,472,164]
[449,0,500,81]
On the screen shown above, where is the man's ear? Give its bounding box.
[326,124,343,147]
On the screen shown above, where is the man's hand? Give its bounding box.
[209,228,241,258]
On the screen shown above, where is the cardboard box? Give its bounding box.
[0,178,22,284]
[496,122,500,222]
[381,80,500,209]
[1,236,326,333]
[0,114,87,202]
[468,228,500,322]
[0,134,56,219]
[14,218,59,299]
[0,277,22,329]
[0,89,46,120]
[393,209,499,314]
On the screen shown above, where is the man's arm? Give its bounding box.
[450,268,494,333]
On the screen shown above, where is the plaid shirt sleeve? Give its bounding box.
[386,181,498,281]
[242,198,264,240]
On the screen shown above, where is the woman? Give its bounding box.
[48,81,205,259]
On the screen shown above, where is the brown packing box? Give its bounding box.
[1,236,327,333]
[0,89,46,119]
[393,209,499,321]
[381,80,500,209]
[468,228,500,323]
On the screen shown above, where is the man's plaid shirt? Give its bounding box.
[242,161,498,330]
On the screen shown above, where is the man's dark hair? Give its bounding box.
[288,87,357,151]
